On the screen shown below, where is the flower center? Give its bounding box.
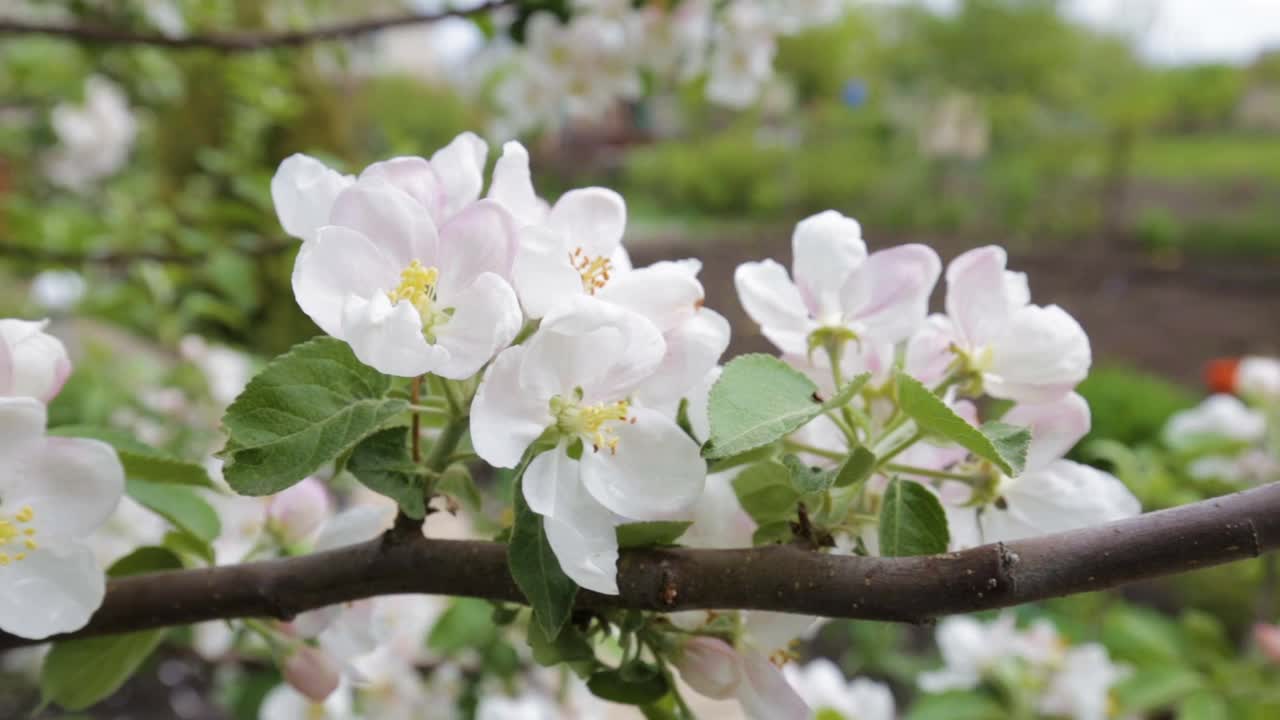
[387,260,452,341]
[551,393,633,454]
[0,505,38,566]
[569,248,613,294]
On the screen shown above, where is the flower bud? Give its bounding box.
[282,645,340,702]
[1237,357,1280,401]
[0,319,71,402]
[1254,624,1280,664]
[268,477,332,545]
[674,636,742,700]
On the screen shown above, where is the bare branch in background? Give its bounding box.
[1,481,1277,651]
[0,1,512,52]
[0,239,295,267]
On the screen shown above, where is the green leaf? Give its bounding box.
[49,426,214,488]
[429,598,499,654]
[905,691,1006,720]
[731,461,800,524]
[528,619,595,667]
[41,631,167,710]
[703,354,866,459]
[895,372,1029,476]
[616,521,693,548]
[219,337,409,495]
[1177,692,1230,720]
[752,521,793,545]
[833,446,876,488]
[783,454,833,495]
[587,667,670,705]
[106,547,183,577]
[437,463,483,513]
[878,477,950,557]
[126,479,221,543]
[706,443,780,475]
[1114,667,1204,714]
[509,468,578,640]
[346,426,426,519]
[163,530,215,566]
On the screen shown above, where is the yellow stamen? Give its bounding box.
[552,395,633,454]
[386,260,453,339]
[22,528,34,536]
[15,506,33,523]
[24,539,37,551]
[0,555,9,566]
[13,554,24,561]
[569,248,613,294]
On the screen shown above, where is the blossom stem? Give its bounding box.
[410,377,423,463]
[825,342,867,439]
[877,430,925,468]
[406,405,451,422]
[823,411,860,447]
[883,463,983,484]
[783,441,845,462]
[424,416,469,474]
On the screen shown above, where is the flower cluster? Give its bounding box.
[43,75,137,192]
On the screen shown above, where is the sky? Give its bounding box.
[899,0,1280,65]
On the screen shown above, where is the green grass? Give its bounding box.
[1133,133,1280,184]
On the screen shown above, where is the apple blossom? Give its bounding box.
[266,477,333,546]
[270,154,355,242]
[471,296,705,593]
[291,175,521,378]
[783,658,896,720]
[282,645,342,702]
[1254,623,1280,664]
[259,681,353,720]
[44,75,137,191]
[672,635,810,720]
[735,210,941,356]
[0,398,124,639]
[907,246,1090,403]
[1237,355,1280,401]
[0,319,72,403]
[1037,644,1129,720]
[1164,394,1267,450]
[918,614,1023,692]
[28,270,86,312]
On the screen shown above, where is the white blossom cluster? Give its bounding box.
[1163,355,1280,484]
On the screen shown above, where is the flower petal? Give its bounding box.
[487,141,547,227]
[437,199,519,296]
[523,444,576,518]
[848,244,941,344]
[471,346,553,468]
[0,543,104,639]
[1004,393,1090,472]
[580,407,705,520]
[636,308,731,409]
[736,648,811,720]
[734,259,813,355]
[314,506,394,552]
[546,187,627,259]
[904,314,960,388]
[328,181,440,269]
[987,460,1141,541]
[271,154,353,242]
[8,434,123,537]
[339,294,445,377]
[944,246,1016,347]
[292,226,402,338]
[542,479,620,595]
[432,273,522,380]
[987,304,1091,403]
[791,210,866,321]
[512,225,583,319]
[359,156,446,219]
[0,319,72,402]
[430,132,488,218]
[595,260,704,333]
[0,398,44,459]
[525,297,665,403]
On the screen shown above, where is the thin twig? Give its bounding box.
[2,482,1278,651]
[0,1,513,53]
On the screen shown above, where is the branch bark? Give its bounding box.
[3,482,1278,651]
[0,2,511,52]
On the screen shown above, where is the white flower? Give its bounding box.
[179,335,255,408]
[951,394,1140,547]
[0,319,71,403]
[291,176,521,378]
[0,398,124,639]
[471,297,705,593]
[907,246,1090,403]
[282,645,341,702]
[259,681,353,720]
[1038,644,1128,720]
[705,3,778,108]
[266,477,332,546]
[1236,356,1280,401]
[476,693,562,720]
[29,271,86,312]
[919,614,1022,692]
[673,636,810,720]
[271,154,356,242]
[1163,394,1266,450]
[44,75,137,191]
[783,659,896,720]
[736,210,941,355]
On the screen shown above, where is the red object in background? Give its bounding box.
[1205,357,1241,394]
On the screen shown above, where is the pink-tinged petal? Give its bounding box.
[0,398,43,461]
[438,200,519,295]
[675,637,742,699]
[523,444,577,518]
[292,226,402,338]
[744,611,819,656]
[339,294,445,378]
[986,304,1091,403]
[0,319,72,402]
[471,346,554,468]
[283,646,341,702]
[595,260,704,333]
[734,259,814,355]
[986,460,1140,541]
[580,407,705,520]
[1004,393,1090,472]
[512,225,583,319]
[791,210,866,321]
[487,141,547,227]
[271,154,353,241]
[267,478,332,546]
[430,132,488,218]
[685,367,721,446]
[0,543,104,639]
[904,314,960,388]
[530,297,666,403]
[736,648,811,720]
[432,272,522,380]
[10,435,122,536]
[546,187,627,259]
[542,481,620,595]
[944,246,1015,347]
[359,156,446,219]
[314,506,393,552]
[328,181,440,269]
[636,308,731,409]
[849,244,941,344]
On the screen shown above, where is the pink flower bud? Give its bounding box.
[283,645,340,702]
[1254,624,1280,664]
[268,477,332,544]
[674,637,742,700]
[0,319,71,402]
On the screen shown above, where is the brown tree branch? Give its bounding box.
[0,2,512,52]
[0,239,296,267]
[2,482,1278,651]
